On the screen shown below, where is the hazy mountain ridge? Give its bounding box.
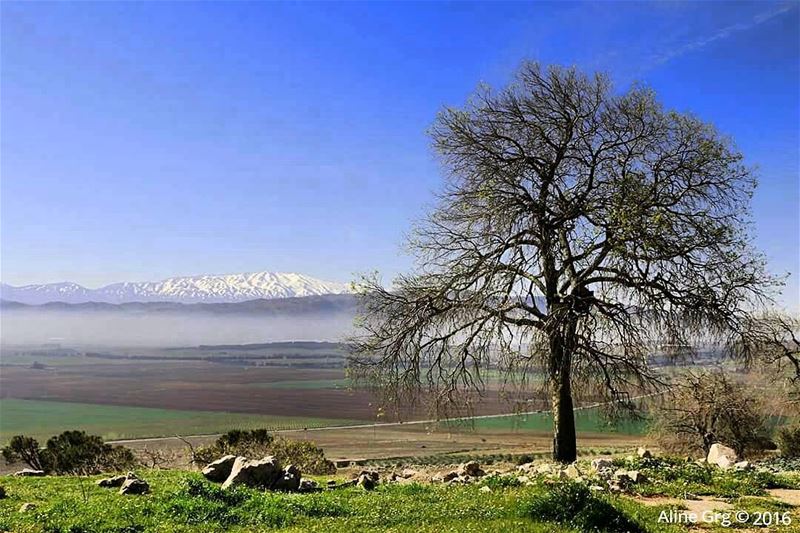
[0,271,351,304]
[0,293,358,315]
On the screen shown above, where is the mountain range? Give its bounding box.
[0,271,351,305]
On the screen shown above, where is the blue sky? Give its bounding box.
[2,1,798,309]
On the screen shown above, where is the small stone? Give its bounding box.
[14,469,45,477]
[272,464,301,492]
[119,474,150,495]
[479,485,491,493]
[400,468,418,479]
[627,470,646,483]
[637,447,652,459]
[356,469,380,482]
[517,475,530,484]
[458,461,485,477]
[298,478,319,492]
[442,471,459,482]
[734,460,752,471]
[517,462,535,473]
[591,458,613,471]
[96,475,127,488]
[356,473,375,491]
[19,503,36,513]
[564,464,582,479]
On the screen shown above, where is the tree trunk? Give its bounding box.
[549,327,577,463]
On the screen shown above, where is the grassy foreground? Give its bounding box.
[0,470,682,533]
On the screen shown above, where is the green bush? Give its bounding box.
[1,431,136,475]
[524,481,645,533]
[516,453,535,465]
[778,425,800,457]
[195,429,335,474]
[1,435,47,470]
[269,438,336,475]
[195,429,275,465]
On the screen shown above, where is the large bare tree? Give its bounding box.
[348,62,778,463]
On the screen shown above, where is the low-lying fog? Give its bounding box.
[0,310,355,346]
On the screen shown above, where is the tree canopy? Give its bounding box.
[349,62,780,462]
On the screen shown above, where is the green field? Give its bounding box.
[462,409,648,435]
[0,398,649,445]
[0,399,361,443]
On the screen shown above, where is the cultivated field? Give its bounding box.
[0,342,651,463]
[0,399,362,443]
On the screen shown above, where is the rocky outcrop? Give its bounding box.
[201,455,319,493]
[202,455,238,483]
[222,456,282,490]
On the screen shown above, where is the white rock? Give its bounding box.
[202,455,238,483]
[564,464,582,479]
[707,443,738,469]
[222,456,282,489]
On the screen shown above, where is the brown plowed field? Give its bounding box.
[0,361,530,421]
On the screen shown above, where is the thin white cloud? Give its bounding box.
[648,3,795,68]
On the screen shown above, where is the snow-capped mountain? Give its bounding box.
[0,272,351,304]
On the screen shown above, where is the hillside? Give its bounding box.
[0,294,359,316]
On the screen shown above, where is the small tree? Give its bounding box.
[652,370,769,457]
[2,435,48,471]
[349,62,779,462]
[2,431,135,474]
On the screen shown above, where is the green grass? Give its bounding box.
[0,399,362,443]
[466,408,647,435]
[611,456,800,499]
[0,471,684,533]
